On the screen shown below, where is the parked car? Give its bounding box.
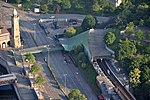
[68,19,77,25]
[98,95,104,100]
[50,16,55,19]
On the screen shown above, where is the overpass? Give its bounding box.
[0,74,17,86]
[13,45,64,55]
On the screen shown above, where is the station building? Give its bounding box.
[0,27,10,48]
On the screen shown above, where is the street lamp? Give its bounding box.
[47,45,50,66]
[33,23,36,41]
[63,74,67,94]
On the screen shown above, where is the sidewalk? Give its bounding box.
[6,50,37,100]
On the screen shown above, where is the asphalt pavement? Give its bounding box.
[0,1,110,99]
[44,51,98,100]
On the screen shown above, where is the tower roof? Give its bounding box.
[13,9,17,16]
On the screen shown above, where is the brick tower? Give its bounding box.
[11,9,21,48]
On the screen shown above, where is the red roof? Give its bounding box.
[0,27,9,35]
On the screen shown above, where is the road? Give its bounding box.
[34,53,67,100]
[42,51,98,100]
[0,2,65,99]
[0,1,110,99]
[18,9,98,100]
[18,13,66,99]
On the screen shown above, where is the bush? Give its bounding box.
[26,53,35,63]
[66,27,76,37]
[31,64,40,74]
[68,89,87,100]
[105,31,116,45]
[135,30,143,40]
[81,15,96,30]
[36,75,46,85]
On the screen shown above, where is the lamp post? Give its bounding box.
[33,23,36,41]
[63,74,67,94]
[47,45,50,66]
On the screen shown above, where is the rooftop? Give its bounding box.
[0,27,10,35]
[88,29,112,59]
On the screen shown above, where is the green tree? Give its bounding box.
[116,38,137,60]
[105,31,116,45]
[141,67,150,82]
[26,53,35,63]
[77,52,84,61]
[70,0,82,9]
[66,27,76,37]
[135,30,143,40]
[62,0,71,9]
[31,64,41,74]
[146,31,150,40]
[130,68,141,86]
[16,0,21,4]
[36,75,46,85]
[139,19,144,26]
[47,0,53,5]
[126,22,135,33]
[68,89,87,100]
[81,62,86,69]
[92,0,101,12]
[41,4,48,13]
[145,17,150,27]
[81,15,96,30]
[54,0,62,3]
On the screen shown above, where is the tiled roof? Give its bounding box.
[0,27,9,35]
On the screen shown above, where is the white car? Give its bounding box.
[50,16,55,19]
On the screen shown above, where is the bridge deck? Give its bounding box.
[14,45,64,55]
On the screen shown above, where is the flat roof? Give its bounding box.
[88,29,112,58]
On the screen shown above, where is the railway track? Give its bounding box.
[97,59,136,100]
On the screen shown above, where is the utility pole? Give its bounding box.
[63,74,67,94]
[33,23,36,41]
[47,45,50,66]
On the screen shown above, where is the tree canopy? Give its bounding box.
[81,15,96,30]
[135,30,143,40]
[36,75,46,85]
[31,64,41,74]
[66,27,76,37]
[68,89,87,100]
[41,4,48,13]
[130,68,141,86]
[105,31,116,45]
[116,38,137,60]
[125,22,135,33]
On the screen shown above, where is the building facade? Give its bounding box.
[11,9,21,48]
[0,27,10,48]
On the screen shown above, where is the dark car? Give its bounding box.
[68,19,77,25]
